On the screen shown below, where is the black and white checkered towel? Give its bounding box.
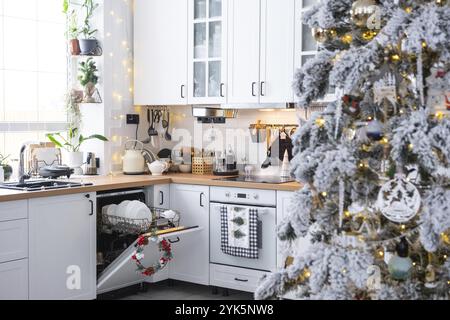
[220,206,259,259]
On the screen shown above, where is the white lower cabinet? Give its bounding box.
[210,264,268,293]
[29,193,96,300]
[146,184,170,209]
[169,184,209,285]
[0,259,28,300]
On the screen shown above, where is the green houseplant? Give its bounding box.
[78,0,101,55]
[78,57,99,102]
[0,153,13,181]
[63,1,81,55]
[47,128,108,174]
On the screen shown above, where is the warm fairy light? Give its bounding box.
[344,211,351,218]
[304,269,311,278]
[342,269,347,274]
[408,144,414,151]
[342,34,353,44]
[443,254,448,259]
[381,137,389,144]
[315,118,326,127]
[377,250,384,257]
[435,111,444,120]
[401,224,406,231]
[367,116,373,121]
[422,41,427,48]
[391,54,401,61]
[359,162,364,168]
[321,192,327,197]
[110,10,115,16]
[405,7,412,13]
[413,262,417,266]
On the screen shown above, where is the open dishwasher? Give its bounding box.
[96,188,201,294]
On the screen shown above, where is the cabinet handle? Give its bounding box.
[234,278,249,282]
[168,237,180,244]
[181,85,186,99]
[200,192,205,207]
[159,191,164,206]
[251,82,257,97]
[260,81,266,97]
[220,83,225,97]
[85,194,94,216]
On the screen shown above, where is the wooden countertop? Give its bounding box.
[0,173,301,202]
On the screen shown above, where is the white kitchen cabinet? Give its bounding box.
[0,219,28,264]
[0,259,28,300]
[188,0,228,104]
[134,0,188,105]
[260,0,295,103]
[227,0,260,104]
[146,184,170,209]
[169,184,209,285]
[29,193,96,300]
[227,0,295,105]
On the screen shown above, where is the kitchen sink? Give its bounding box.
[0,180,93,192]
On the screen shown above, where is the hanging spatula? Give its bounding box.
[261,128,272,169]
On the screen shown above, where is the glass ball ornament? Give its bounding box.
[366,119,384,141]
[388,238,413,281]
[350,0,379,28]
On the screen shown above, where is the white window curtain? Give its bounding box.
[0,0,68,160]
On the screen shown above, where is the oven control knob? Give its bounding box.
[253,194,259,200]
[225,192,231,198]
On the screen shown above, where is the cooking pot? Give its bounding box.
[122,140,145,175]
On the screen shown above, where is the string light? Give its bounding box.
[315,118,326,127]
[321,192,328,197]
[344,211,351,218]
[408,144,414,151]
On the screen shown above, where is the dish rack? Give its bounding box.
[101,207,180,235]
[192,157,214,175]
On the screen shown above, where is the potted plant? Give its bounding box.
[63,1,81,55]
[0,153,13,181]
[78,57,99,102]
[79,0,101,55]
[47,128,108,174]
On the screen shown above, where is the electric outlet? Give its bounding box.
[126,114,140,125]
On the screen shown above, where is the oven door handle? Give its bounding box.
[168,237,180,244]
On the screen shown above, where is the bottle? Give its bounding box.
[388,238,413,281]
[226,145,236,171]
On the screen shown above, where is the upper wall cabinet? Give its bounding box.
[227,0,295,105]
[134,0,188,105]
[187,0,228,104]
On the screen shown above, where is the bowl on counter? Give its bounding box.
[179,164,192,173]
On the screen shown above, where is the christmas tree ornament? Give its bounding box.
[425,64,450,114]
[376,175,421,223]
[388,238,413,281]
[350,0,380,29]
[425,263,437,288]
[366,119,384,141]
[311,27,338,44]
[373,73,398,115]
[280,150,291,178]
[366,265,382,299]
[342,95,361,116]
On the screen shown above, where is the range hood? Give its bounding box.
[192,106,238,123]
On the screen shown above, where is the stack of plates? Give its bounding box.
[102,200,152,224]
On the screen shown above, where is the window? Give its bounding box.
[0,0,68,163]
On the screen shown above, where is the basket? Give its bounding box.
[102,207,180,235]
[192,157,214,175]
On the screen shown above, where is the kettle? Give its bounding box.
[122,140,146,175]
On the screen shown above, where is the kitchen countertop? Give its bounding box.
[0,173,301,202]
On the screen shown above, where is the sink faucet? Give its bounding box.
[18,143,31,184]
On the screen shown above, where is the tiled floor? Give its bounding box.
[106,281,254,300]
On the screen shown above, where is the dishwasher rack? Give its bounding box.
[101,207,180,235]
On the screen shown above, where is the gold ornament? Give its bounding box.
[341,33,353,45]
[315,117,326,127]
[311,27,338,43]
[350,0,379,29]
[361,29,378,41]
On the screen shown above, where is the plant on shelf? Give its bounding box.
[47,127,108,173]
[79,0,101,55]
[63,1,80,55]
[78,57,99,103]
[0,153,13,181]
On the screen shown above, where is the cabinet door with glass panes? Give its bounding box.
[295,0,336,103]
[188,0,228,104]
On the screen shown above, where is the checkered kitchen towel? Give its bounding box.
[220,206,259,259]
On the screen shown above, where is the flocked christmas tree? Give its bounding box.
[256,0,450,300]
